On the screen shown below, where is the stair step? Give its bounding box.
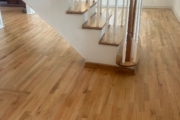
[99,25,125,46]
[85,62,135,75]
[66,1,97,14]
[82,11,112,30]
[116,37,141,67]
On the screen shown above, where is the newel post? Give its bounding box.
[126,0,136,61]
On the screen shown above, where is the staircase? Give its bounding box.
[23,0,142,73]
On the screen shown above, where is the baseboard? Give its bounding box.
[142,6,172,9]
[172,8,180,22]
[102,5,172,9]
[85,62,135,75]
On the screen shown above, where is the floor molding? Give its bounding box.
[142,6,172,9]
[85,62,135,75]
[102,5,172,9]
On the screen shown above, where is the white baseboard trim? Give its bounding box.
[172,8,180,22]
[102,5,172,9]
[142,6,172,9]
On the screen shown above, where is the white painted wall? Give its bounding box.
[102,0,172,8]
[172,0,180,22]
[142,0,172,8]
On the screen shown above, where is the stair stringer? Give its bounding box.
[23,0,118,66]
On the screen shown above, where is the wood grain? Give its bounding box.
[99,25,125,46]
[0,7,180,120]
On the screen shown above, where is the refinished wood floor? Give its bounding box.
[0,7,180,120]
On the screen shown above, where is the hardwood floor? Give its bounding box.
[0,7,180,120]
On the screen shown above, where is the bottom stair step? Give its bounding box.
[99,25,125,46]
[85,62,135,75]
[116,37,141,67]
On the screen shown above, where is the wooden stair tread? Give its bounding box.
[82,11,112,30]
[116,37,141,67]
[99,25,125,46]
[66,1,96,14]
[85,62,135,75]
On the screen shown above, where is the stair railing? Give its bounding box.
[116,0,142,65]
[122,0,130,63]
[96,0,103,26]
[96,0,100,26]
[71,0,75,10]
[79,0,82,11]
[100,0,102,14]
[105,0,110,39]
[114,0,119,26]
[121,0,126,26]
[131,0,139,59]
[87,0,91,25]
[132,0,142,62]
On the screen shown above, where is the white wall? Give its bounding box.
[142,0,172,8]
[102,0,172,8]
[172,0,180,22]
